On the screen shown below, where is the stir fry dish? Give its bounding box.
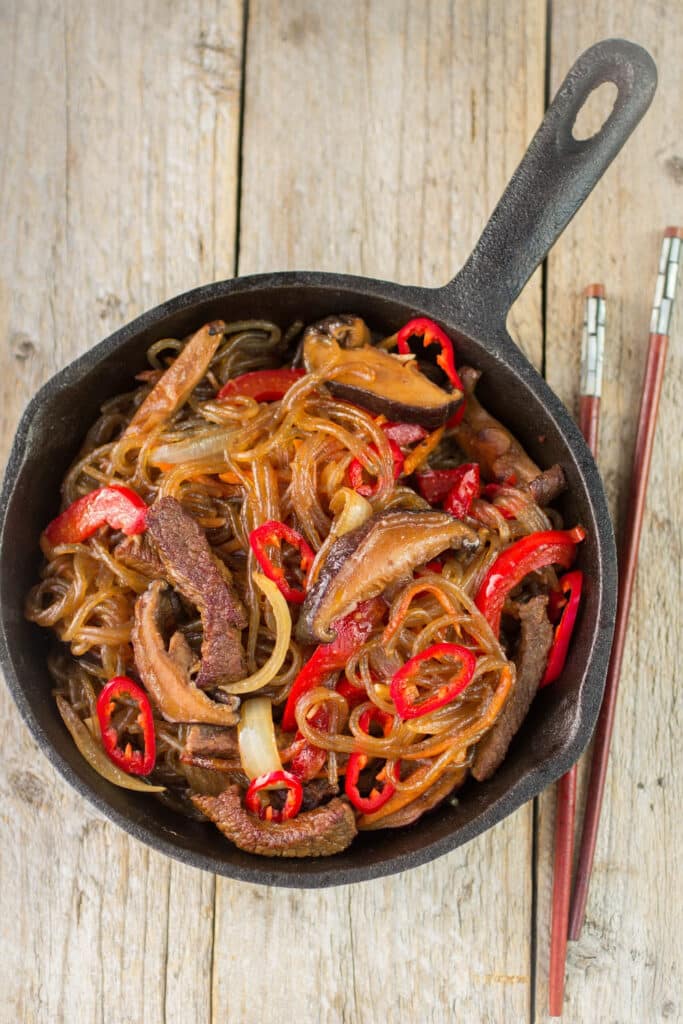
[26,315,585,857]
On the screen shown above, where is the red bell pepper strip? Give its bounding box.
[397,318,465,425]
[347,438,404,497]
[249,520,315,604]
[44,485,147,546]
[344,705,397,813]
[540,570,584,687]
[348,420,428,497]
[390,643,477,720]
[96,676,156,776]
[444,463,480,518]
[289,706,330,782]
[217,368,306,402]
[415,464,480,517]
[475,526,586,638]
[281,597,386,732]
[415,469,463,505]
[244,769,303,822]
[335,678,368,708]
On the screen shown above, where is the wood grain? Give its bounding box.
[214,4,545,1023]
[0,1,242,1021]
[535,4,683,1021]
[2,2,681,1022]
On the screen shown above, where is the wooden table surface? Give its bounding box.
[1,3,681,1022]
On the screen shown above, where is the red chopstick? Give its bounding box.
[548,284,605,1017]
[568,227,683,940]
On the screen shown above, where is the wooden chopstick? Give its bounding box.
[548,284,605,1017]
[568,227,683,940]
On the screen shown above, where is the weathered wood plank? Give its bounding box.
[536,6,683,1021]
[0,1,243,1021]
[212,4,545,1023]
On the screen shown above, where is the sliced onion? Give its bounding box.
[150,427,235,467]
[219,572,292,695]
[308,487,373,585]
[56,695,165,793]
[329,486,372,536]
[237,696,282,780]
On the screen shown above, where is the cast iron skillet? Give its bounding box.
[0,39,656,887]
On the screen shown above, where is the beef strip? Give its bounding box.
[472,596,554,782]
[182,724,240,762]
[526,464,567,507]
[146,497,247,687]
[192,786,357,857]
[358,766,467,831]
[300,778,340,812]
[454,366,541,484]
[113,532,165,578]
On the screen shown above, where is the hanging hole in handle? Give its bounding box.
[572,81,619,141]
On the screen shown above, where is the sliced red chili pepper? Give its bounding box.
[344,705,397,813]
[96,676,156,776]
[475,526,586,638]
[244,770,303,822]
[281,597,386,732]
[540,570,584,687]
[348,438,404,497]
[397,317,465,425]
[249,520,315,604]
[390,642,477,720]
[289,706,329,782]
[443,463,480,518]
[45,485,147,546]
[217,368,306,402]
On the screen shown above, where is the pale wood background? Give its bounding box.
[0,2,680,1022]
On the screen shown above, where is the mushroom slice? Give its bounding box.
[303,329,462,429]
[132,581,240,726]
[297,509,479,644]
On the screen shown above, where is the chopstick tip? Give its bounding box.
[583,283,606,298]
[664,226,683,239]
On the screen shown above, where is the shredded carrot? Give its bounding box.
[402,426,445,475]
[218,471,243,485]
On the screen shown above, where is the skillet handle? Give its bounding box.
[439,39,657,333]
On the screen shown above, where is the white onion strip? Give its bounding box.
[150,427,235,467]
[237,696,282,780]
[219,572,292,695]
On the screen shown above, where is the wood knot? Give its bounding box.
[10,332,37,362]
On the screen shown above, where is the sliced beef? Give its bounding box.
[192,786,357,857]
[300,778,339,812]
[358,766,467,830]
[146,497,247,687]
[179,763,234,797]
[114,532,165,578]
[472,596,554,782]
[526,464,567,507]
[182,724,240,761]
[454,366,541,484]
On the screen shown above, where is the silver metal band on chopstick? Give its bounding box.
[650,227,682,336]
[580,284,606,398]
